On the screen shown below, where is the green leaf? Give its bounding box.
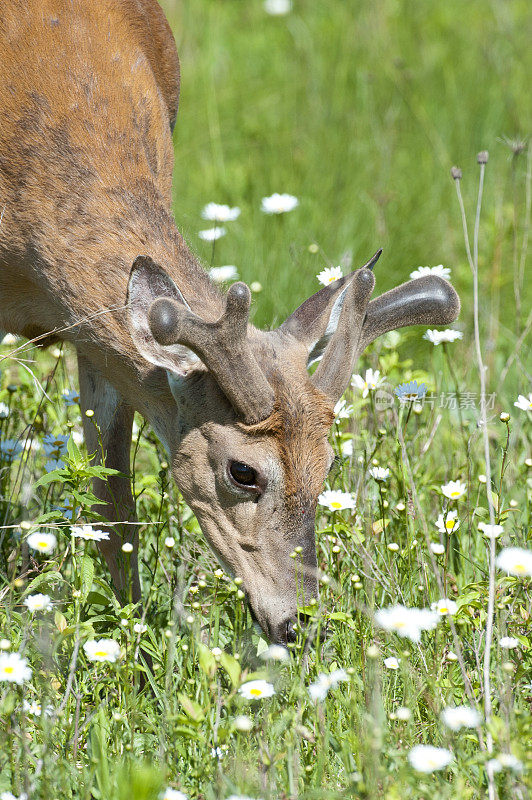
[219,651,241,687]
[197,642,216,678]
[33,469,68,488]
[80,552,95,602]
[177,692,205,722]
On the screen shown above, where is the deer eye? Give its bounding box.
[229,461,257,488]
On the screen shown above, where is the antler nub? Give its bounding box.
[147,282,275,424]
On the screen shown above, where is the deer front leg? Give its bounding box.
[77,354,141,605]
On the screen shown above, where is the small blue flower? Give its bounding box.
[43,433,69,458]
[45,459,65,472]
[394,381,427,403]
[0,438,23,462]
[62,390,80,406]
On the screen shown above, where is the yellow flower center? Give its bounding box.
[514,564,525,574]
[37,541,48,549]
[330,502,343,510]
[249,688,262,696]
[450,491,460,498]
[439,607,448,614]
[445,520,456,530]
[94,650,108,658]
[4,667,14,674]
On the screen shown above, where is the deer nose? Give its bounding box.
[286,619,298,644]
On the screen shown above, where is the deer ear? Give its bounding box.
[126,256,200,376]
[277,251,382,367]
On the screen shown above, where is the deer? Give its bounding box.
[0,0,459,644]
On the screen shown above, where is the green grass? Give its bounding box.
[0,0,531,798]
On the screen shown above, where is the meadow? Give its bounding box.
[0,0,531,798]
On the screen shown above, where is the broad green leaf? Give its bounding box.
[177,692,205,722]
[80,552,95,602]
[219,651,241,687]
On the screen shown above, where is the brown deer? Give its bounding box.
[0,0,459,643]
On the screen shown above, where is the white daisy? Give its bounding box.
[261,193,298,214]
[499,636,519,649]
[83,639,121,663]
[318,489,356,512]
[423,329,463,345]
[333,399,353,420]
[71,525,110,542]
[441,480,466,500]
[384,656,400,670]
[436,510,460,533]
[164,536,175,548]
[233,715,253,731]
[239,680,275,700]
[133,623,147,634]
[160,790,188,800]
[201,203,240,222]
[209,265,239,283]
[26,531,57,554]
[369,466,389,482]
[431,598,458,616]
[340,438,353,457]
[441,705,480,730]
[496,547,532,578]
[514,393,532,412]
[308,669,348,702]
[478,522,504,539]
[316,266,342,285]
[198,226,226,241]
[410,265,451,281]
[264,0,292,14]
[260,644,290,662]
[395,706,412,721]
[23,593,52,613]
[375,605,438,643]
[0,652,32,684]
[430,542,446,555]
[408,744,452,772]
[351,368,383,397]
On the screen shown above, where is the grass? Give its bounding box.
[0,0,531,798]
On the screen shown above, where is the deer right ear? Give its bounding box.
[126,256,200,376]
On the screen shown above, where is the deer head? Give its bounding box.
[127,253,459,643]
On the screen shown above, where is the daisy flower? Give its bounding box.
[264,0,292,14]
[423,329,463,345]
[0,652,32,684]
[441,480,466,500]
[394,381,426,403]
[431,598,458,616]
[478,522,504,539]
[499,636,518,649]
[62,389,80,405]
[83,639,121,663]
[233,715,253,731]
[27,531,57,554]
[201,202,240,222]
[316,266,342,285]
[318,489,356,512]
[23,593,52,613]
[375,605,438,643]
[308,669,348,702]
[0,439,23,462]
[514,393,532,412]
[260,644,290,662]
[410,265,451,281]
[436,510,460,533]
[384,656,400,669]
[44,459,64,472]
[209,265,239,283]
[71,525,110,542]
[161,790,188,800]
[369,466,389,482]
[333,399,353,420]
[496,547,532,578]
[198,227,226,242]
[261,193,298,214]
[42,433,69,457]
[239,679,275,700]
[408,744,453,772]
[351,368,383,397]
[430,542,445,555]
